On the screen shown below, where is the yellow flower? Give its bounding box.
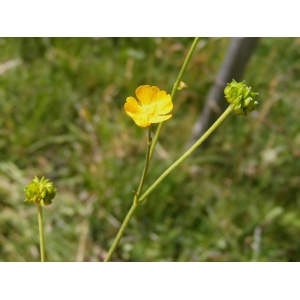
[124,85,173,127]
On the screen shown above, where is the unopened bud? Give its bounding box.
[24,176,57,206]
[177,81,188,90]
[224,79,258,115]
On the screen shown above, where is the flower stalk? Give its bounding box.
[149,37,200,161]
[104,126,152,262]
[138,105,234,203]
[134,125,152,204]
[103,36,259,262]
[104,77,258,262]
[103,202,138,262]
[103,38,200,262]
[24,176,57,262]
[37,203,46,262]
[104,105,234,262]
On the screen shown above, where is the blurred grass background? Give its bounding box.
[0,37,299,262]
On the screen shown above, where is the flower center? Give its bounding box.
[143,102,158,118]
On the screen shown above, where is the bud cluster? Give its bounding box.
[224,79,259,115]
[24,176,57,206]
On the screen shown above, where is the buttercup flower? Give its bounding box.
[224,79,259,115]
[124,85,173,127]
[24,176,57,206]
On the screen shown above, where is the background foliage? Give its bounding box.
[0,37,299,262]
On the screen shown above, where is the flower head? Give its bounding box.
[124,85,173,127]
[224,79,259,115]
[24,176,57,206]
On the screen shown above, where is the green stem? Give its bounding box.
[149,37,200,161]
[103,38,200,262]
[104,126,152,262]
[138,105,234,203]
[134,125,152,203]
[104,202,138,262]
[37,203,45,262]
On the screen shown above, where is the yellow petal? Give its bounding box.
[156,94,173,114]
[153,90,167,102]
[149,86,160,101]
[124,97,143,116]
[149,114,172,124]
[136,85,160,105]
[132,115,150,127]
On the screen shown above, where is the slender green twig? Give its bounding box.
[37,203,45,262]
[104,127,152,262]
[138,105,234,203]
[134,125,152,204]
[103,38,200,262]
[104,202,138,262]
[104,105,234,261]
[149,37,200,161]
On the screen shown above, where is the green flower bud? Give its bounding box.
[177,81,188,90]
[224,79,258,115]
[24,176,57,206]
